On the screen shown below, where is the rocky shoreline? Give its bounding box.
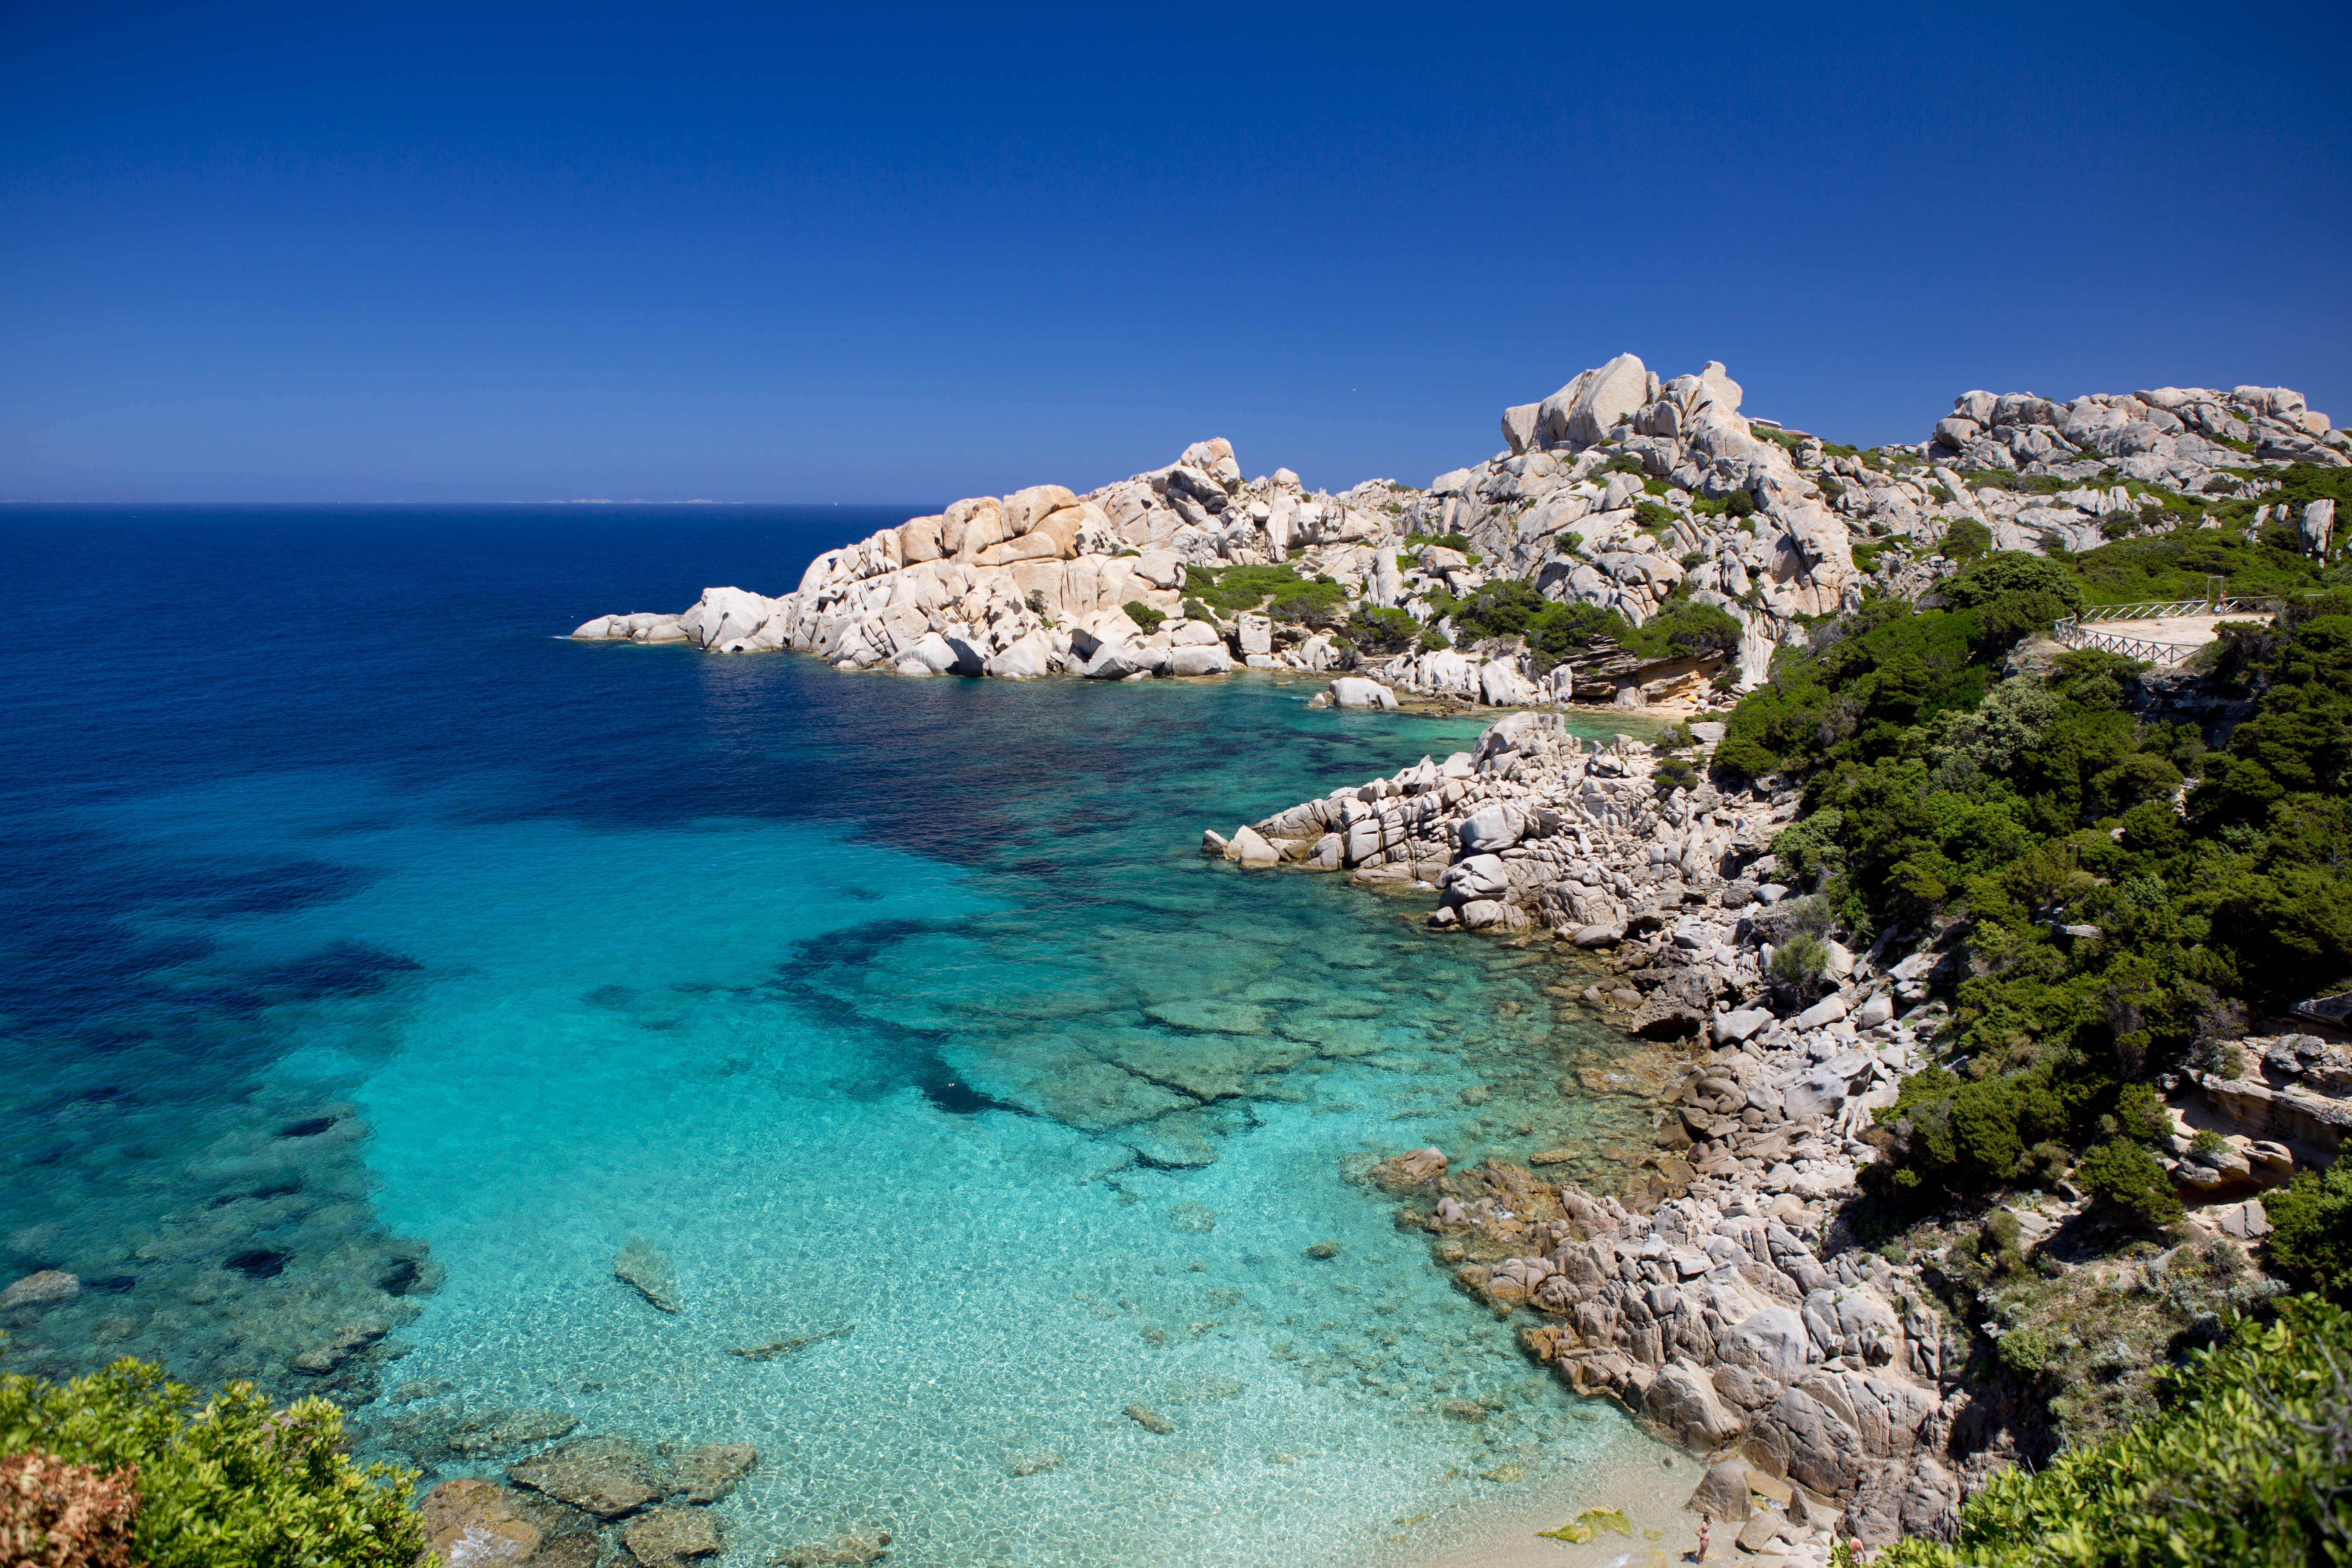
[564,356,2343,726]
[1212,702,2347,1561]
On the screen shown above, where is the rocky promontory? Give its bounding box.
[567,355,2344,721]
[1219,694,2347,1555]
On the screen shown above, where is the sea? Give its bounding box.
[0,504,1676,1567]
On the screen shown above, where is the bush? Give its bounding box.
[1448,579,1630,663]
[1268,576,1350,628]
[1880,1296,2352,1568]
[1122,600,1166,634]
[1183,563,1315,616]
[0,1361,428,1568]
[2262,1161,2352,1303]
[1,1451,140,1568]
[1403,532,1477,558]
[1343,606,1421,657]
[1770,931,1830,992]
[1621,599,1743,662]
[2074,1138,2185,1226]
[1942,517,1992,562]
[1996,1325,2054,1377]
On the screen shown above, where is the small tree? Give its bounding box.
[0,1361,428,1568]
[1942,517,1992,563]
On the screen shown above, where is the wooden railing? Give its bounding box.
[2072,596,2284,623]
[2051,596,2283,667]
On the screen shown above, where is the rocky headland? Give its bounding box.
[1213,694,2347,1557]
[565,356,2345,717]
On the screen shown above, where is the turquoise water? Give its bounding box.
[0,507,1667,1566]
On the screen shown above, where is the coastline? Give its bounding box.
[1220,709,1950,1562]
[1396,1449,1699,1568]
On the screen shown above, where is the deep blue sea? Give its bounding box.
[0,505,1672,1567]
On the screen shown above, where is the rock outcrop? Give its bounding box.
[1239,704,2352,1552]
[566,440,1424,687]
[564,360,2340,708]
[413,1429,760,1568]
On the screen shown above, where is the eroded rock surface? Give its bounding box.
[508,1434,665,1519]
[613,1234,682,1314]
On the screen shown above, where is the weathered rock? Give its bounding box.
[1368,1147,1447,1190]
[509,1435,664,1519]
[771,1531,891,1567]
[1688,1461,1753,1523]
[1225,826,1280,866]
[622,1505,722,1566]
[613,1235,681,1313]
[1648,1360,1744,1448]
[1329,677,1399,710]
[419,1479,544,1568]
[0,1271,79,1310]
[448,1408,580,1457]
[669,1443,758,1504]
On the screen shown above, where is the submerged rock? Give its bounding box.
[621,1506,721,1566]
[613,1234,682,1313]
[419,1478,542,1567]
[448,1408,580,1458]
[0,1271,79,1310]
[1123,1403,1176,1434]
[770,1529,892,1566]
[508,1435,664,1519]
[669,1442,758,1504]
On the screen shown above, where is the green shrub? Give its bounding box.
[1621,599,1744,663]
[2074,1139,2185,1225]
[1633,500,1677,534]
[2188,1126,2225,1156]
[1403,532,1478,559]
[1881,1296,2352,1568]
[1343,606,1421,657]
[1183,563,1317,616]
[1770,931,1830,991]
[1652,756,1698,799]
[1448,580,1630,663]
[2262,1161,2352,1303]
[1942,517,1992,562]
[1996,1325,2054,1377]
[1122,600,1166,634]
[1945,550,2087,615]
[0,1360,428,1568]
[1267,576,1350,628]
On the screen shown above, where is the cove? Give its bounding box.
[0,505,1672,1566]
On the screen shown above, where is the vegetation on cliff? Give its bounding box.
[1880,1294,2352,1568]
[1711,497,2352,1556]
[0,1359,427,1567]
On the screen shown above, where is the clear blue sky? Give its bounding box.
[5,2,2347,502]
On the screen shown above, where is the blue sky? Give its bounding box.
[4,2,2347,501]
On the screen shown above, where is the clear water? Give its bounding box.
[0,505,1668,1566]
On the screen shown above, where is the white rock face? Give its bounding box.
[566,357,2347,712]
[1329,677,1399,709]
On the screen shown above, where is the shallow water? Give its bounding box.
[0,505,1668,1566]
